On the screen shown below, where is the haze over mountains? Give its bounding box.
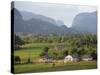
[12,8,97,35]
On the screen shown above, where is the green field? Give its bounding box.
[14,61,97,73]
[14,43,59,60]
[14,43,97,73]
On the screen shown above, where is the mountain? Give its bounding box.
[20,11,57,25]
[13,8,26,32]
[71,11,97,33]
[12,8,97,35]
[12,8,72,35]
[20,11,35,20]
[56,20,65,26]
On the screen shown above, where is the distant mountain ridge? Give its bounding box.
[12,8,97,35]
[12,8,73,35]
[20,11,57,26]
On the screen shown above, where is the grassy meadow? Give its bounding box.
[14,43,97,73]
[14,43,58,61]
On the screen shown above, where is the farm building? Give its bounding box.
[38,58,53,63]
[38,54,53,63]
[82,55,93,61]
[64,54,78,63]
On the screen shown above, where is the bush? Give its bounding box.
[26,58,32,64]
[14,56,21,64]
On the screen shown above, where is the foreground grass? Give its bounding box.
[14,61,97,74]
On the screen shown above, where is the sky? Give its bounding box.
[14,1,97,27]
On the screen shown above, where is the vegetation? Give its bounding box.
[14,33,97,73]
[14,34,25,50]
[14,61,97,73]
[14,56,21,64]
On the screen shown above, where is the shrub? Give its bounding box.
[14,56,21,64]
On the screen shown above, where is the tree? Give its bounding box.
[61,36,65,43]
[91,50,97,60]
[40,51,46,57]
[43,47,49,53]
[71,47,78,54]
[40,47,49,58]
[14,56,21,64]
[77,48,85,60]
[14,34,24,50]
[63,50,68,56]
[23,36,33,44]
[52,52,58,60]
[27,58,31,63]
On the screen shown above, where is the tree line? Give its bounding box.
[14,33,97,61]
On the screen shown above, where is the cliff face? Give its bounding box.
[72,11,97,33]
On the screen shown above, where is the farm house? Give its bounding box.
[82,55,93,61]
[64,54,78,63]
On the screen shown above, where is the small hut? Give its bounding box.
[82,55,93,61]
[64,54,78,63]
[38,55,53,63]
